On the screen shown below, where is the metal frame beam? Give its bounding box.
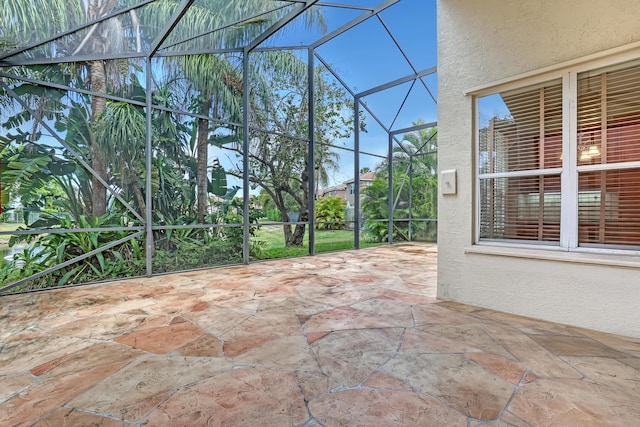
[246,0,320,53]
[390,121,438,136]
[354,99,361,249]
[242,49,251,264]
[0,70,148,107]
[311,0,400,49]
[0,0,154,61]
[408,154,413,240]
[277,1,375,11]
[159,4,290,53]
[0,227,144,237]
[387,133,394,244]
[144,56,154,275]
[313,2,374,11]
[389,79,416,130]
[1,53,146,67]
[148,0,195,57]
[376,14,437,104]
[314,54,401,148]
[313,53,416,150]
[357,66,437,99]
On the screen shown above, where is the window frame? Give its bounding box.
[472,48,640,254]
[476,79,564,245]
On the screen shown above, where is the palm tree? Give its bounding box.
[165,4,325,224]
[93,101,148,212]
[1,0,324,221]
[373,120,436,212]
[176,54,244,224]
[401,121,438,222]
[399,120,438,173]
[2,0,140,216]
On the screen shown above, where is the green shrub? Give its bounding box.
[0,213,145,292]
[153,237,242,272]
[152,198,264,272]
[314,196,346,230]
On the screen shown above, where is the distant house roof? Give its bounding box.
[319,183,347,193]
[344,171,377,185]
[360,171,377,181]
[318,172,377,196]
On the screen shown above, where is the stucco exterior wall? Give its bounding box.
[437,0,640,337]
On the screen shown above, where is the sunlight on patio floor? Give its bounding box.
[1,243,640,426]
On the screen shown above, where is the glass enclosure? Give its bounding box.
[0,0,437,294]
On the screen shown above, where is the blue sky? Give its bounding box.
[313,0,438,182]
[301,0,438,134]
[2,0,438,196]
[217,0,438,188]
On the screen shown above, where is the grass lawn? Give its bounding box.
[253,224,381,259]
[0,222,20,247]
[0,223,20,232]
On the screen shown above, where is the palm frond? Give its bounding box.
[0,0,86,54]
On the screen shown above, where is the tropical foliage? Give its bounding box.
[362,121,438,243]
[0,0,334,292]
[0,0,423,294]
[0,213,145,288]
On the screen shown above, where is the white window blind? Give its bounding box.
[577,64,640,247]
[478,80,562,242]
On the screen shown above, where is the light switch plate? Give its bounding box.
[441,169,457,195]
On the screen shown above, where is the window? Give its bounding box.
[477,60,640,250]
[576,65,640,247]
[478,80,563,243]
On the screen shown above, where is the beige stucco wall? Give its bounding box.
[437,0,640,337]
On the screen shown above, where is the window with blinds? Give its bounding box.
[577,63,640,247]
[478,80,562,242]
[477,59,640,250]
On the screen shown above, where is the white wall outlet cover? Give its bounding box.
[441,169,457,195]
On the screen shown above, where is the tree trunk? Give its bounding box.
[197,100,212,224]
[128,167,146,214]
[89,59,108,217]
[276,198,294,245]
[284,171,309,247]
[287,167,310,247]
[288,184,308,247]
[288,212,307,246]
[283,223,294,245]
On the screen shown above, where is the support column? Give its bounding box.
[308,48,316,255]
[408,155,413,241]
[388,133,394,244]
[354,98,361,249]
[145,56,153,275]
[242,49,250,264]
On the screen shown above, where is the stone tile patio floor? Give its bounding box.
[1,243,640,426]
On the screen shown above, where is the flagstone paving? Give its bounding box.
[1,243,640,426]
